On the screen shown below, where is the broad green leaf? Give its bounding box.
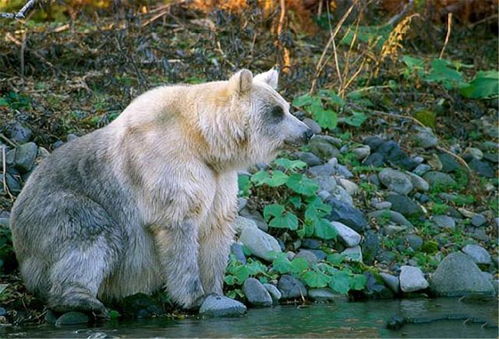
[286,174,319,196]
[108,310,121,319]
[314,218,337,240]
[310,101,338,129]
[460,71,499,99]
[238,174,251,196]
[350,274,367,290]
[232,265,250,282]
[265,170,289,187]
[269,212,299,230]
[327,253,345,266]
[301,270,331,288]
[290,257,310,274]
[329,271,351,294]
[0,98,8,107]
[272,255,294,274]
[424,59,465,89]
[342,111,368,127]
[288,196,303,209]
[224,275,237,285]
[274,158,307,171]
[293,94,318,107]
[251,170,270,185]
[263,204,285,221]
[402,55,424,71]
[319,89,345,107]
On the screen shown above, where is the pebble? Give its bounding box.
[230,243,247,264]
[413,164,431,176]
[386,194,423,218]
[368,210,413,228]
[380,272,400,293]
[352,145,371,160]
[295,249,318,265]
[471,214,487,227]
[406,234,423,251]
[432,215,455,229]
[294,151,322,166]
[5,121,32,143]
[278,275,307,299]
[337,178,359,196]
[239,226,281,262]
[330,221,361,247]
[462,244,491,265]
[371,200,392,210]
[326,198,368,232]
[399,266,429,292]
[303,118,322,134]
[199,295,247,317]
[468,159,494,178]
[378,168,413,195]
[243,278,273,307]
[341,246,363,262]
[423,171,457,188]
[263,283,281,304]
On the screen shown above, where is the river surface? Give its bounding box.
[3,297,498,338]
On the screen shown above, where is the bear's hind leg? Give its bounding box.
[45,196,121,315]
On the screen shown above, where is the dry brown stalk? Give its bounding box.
[439,12,453,59]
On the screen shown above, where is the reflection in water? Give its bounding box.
[3,298,498,338]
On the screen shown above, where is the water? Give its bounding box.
[3,298,498,338]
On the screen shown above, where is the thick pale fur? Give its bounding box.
[10,69,311,313]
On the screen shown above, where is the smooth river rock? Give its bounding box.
[199,295,247,317]
[399,266,429,292]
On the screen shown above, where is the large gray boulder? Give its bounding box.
[430,252,495,296]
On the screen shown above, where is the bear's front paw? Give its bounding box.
[174,279,205,310]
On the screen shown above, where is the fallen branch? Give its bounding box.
[0,0,37,19]
[385,0,414,27]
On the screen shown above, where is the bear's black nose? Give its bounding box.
[303,129,314,142]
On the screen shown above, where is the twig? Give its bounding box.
[386,0,414,27]
[1,146,14,200]
[468,14,498,29]
[309,1,357,94]
[276,0,291,72]
[0,0,37,19]
[0,134,18,148]
[439,13,453,59]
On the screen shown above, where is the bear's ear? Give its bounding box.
[228,69,253,95]
[254,67,279,90]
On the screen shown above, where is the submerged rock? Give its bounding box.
[199,295,247,317]
[55,312,89,326]
[430,253,495,296]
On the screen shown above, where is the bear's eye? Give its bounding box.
[270,106,284,119]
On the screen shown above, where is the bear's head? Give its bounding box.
[200,68,313,171]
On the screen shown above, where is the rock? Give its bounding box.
[341,245,362,262]
[413,164,431,176]
[462,245,491,265]
[0,307,6,317]
[243,278,273,307]
[363,136,384,150]
[232,216,258,233]
[295,249,318,265]
[432,215,455,229]
[263,283,281,304]
[278,275,307,299]
[371,200,392,210]
[325,198,368,232]
[4,121,32,143]
[405,172,429,192]
[414,128,438,148]
[308,288,337,302]
[471,214,487,227]
[87,332,113,339]
[315,176,337,193]
[307,163,335,177]
[468,159,494,178]
[380,273,400,293]
[294,151,322,166]
[337,178,359,196]
[428,154,443,171]
[327,158,353,178]
[239,210,269,232]
[308,136,340,159]
[122,293,163,318]
[378,169,413,195]
[399,266,429,292]
[231,243,246,264]
[368,173,381,186]
[303,118,322,134]
[0,218,9,228]
[438,153,461,173]
[237,198,247,212]
[423,171,456,188]
[363,153,385,167]
[308,249,327,261]
[301,238,321,249]
[463,147,483,161]
[330,186,353,206]
[361,230,379,265]
[368,210,413,227]
[364,272,394,299]
[430,253,495,296]
[4,173,21,194]
[330,221,361,247]
[13,142,38,173]
[386,194,423,218]
[199,295,247,317]
[239,227,281,261]
[406,234,423,251]
[55,312,89,326]
[352,145,371,160]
